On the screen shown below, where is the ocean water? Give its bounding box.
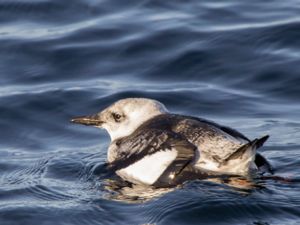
[0,0,300,224]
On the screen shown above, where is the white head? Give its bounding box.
[71,98,168,141]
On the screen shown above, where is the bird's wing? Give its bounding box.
[171,116,272,174]
[108,128,197,186]
[171,117,247,163]
[182,115,250,142]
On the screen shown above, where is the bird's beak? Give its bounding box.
[70,114,103,126]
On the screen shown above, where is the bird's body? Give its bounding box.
[71,98,272,187]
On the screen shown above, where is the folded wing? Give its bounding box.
[108,128,197,186]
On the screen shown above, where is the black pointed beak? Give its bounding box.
[70,114,103,126]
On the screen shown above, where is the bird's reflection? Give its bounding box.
[101,176,268,203]
[102,178,175,203]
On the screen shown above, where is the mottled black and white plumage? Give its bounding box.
[71,98,272,187]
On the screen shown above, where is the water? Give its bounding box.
[0,0,300,224]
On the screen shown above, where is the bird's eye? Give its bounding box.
[112,113,122,122]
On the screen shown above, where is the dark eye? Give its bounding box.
[112,113,122,122]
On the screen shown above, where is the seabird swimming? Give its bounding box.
[71,98,272,187]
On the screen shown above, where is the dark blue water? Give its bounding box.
[1,0,300,224]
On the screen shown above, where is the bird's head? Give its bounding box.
[71,98,168,141]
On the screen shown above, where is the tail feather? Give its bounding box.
[224,135,269,162]
[255,135,269,149]
[255,153,274,174]
[197,135,270,176]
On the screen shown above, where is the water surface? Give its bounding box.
[0,0,300,224]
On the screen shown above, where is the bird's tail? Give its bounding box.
[254,135,270,149]
[221,135,269,175]
[224,135,269,161]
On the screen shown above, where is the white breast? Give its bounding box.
[117,149,177,185]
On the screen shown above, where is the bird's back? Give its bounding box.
[141,114,259,174]
[140,114,247,161]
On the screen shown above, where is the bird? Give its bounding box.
[71,98,272,188]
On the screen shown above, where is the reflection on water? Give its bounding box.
[101,175,294,203]
[103,179,175,203]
